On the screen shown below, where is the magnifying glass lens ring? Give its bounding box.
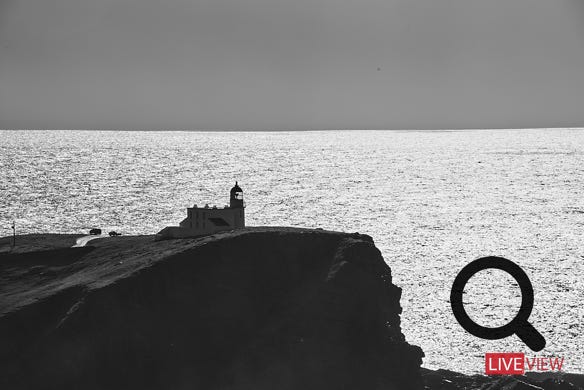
[450,256,535,340]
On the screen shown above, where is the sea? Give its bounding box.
[0,129,582,374]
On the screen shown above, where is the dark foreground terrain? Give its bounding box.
[0,228,581,390]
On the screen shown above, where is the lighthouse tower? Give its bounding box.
[230,182,245,227]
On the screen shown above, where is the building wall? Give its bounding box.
[158,205,245,239]
[175,207,244,236]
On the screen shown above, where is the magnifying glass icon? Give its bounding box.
[450,256,546,352]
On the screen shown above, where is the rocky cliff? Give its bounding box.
[0,228,424,390]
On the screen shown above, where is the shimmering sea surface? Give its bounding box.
[1,129,583,374]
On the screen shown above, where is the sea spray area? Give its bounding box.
[1,129,583,373]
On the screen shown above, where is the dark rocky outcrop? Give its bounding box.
[2,228,582,390]
[0,228,423,390]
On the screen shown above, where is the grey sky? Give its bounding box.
[1,0,584,130]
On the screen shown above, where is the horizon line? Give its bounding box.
[1,127,584,132]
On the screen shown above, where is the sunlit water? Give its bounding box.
[1,129,583,374]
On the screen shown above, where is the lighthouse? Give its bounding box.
[157,183,246,238]
[230,182,245,228]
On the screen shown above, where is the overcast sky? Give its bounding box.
[1,0,584,130]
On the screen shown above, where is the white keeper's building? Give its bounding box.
[157,182,245,238]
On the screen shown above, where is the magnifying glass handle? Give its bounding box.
[516,322,546,352]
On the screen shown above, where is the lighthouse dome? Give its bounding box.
[230,182,243,195]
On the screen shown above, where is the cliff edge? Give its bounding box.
[0,228,423,390]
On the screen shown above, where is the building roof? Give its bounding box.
[208,217,230,227]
